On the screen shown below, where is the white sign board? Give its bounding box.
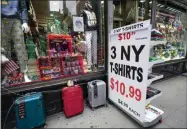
[108,20,151,123]
[73,16,84,32]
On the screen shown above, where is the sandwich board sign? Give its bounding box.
[108,20,151,123]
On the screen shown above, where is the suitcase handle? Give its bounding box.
[90,80,104,84]
[25,92,37,96]
[88,80,105,98]
[92,82,98,98]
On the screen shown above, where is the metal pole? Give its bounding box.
[104,0,109,73]
[108,0,114,34]
[151,0,157,28]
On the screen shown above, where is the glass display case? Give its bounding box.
[150,0,187,62]
[1,0,105,87]
[113,0,152,28]
[111,0,186,62]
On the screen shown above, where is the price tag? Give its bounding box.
[118,31,136,41]
[108,20,151,123]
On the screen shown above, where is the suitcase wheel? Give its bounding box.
[35,124,45,129]
[44,124,48,129]
[108,100,113,105]
[91,107,95,111]
[159,118,163,123]
[85,99,89,106]
[105,104,108,107]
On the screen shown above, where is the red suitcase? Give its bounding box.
[62,85,84,117]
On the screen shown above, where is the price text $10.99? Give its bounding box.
[110,78,142,102]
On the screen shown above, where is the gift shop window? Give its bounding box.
[1,0,105,87]
[150,0,187,62]
[113,0,152,28]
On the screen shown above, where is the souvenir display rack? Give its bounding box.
[150,0,187,80]
[47,34,73,55]
[37,55,84,81]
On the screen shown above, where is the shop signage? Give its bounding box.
[110,20,150,35]
[108,20,151,123]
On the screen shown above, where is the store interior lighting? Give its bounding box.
[160,5,164,8]
[157,3,184,14]
[140,0,146,3]
[53,2,57,5]
[49,1,62,12]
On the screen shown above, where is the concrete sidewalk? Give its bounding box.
[45,76,187,128]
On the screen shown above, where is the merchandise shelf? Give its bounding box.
[149,60,165,70]
[143,105,164,127]
[1,72,106,96]
[150,41,167,46]
[146,91,162,105]
[153,58,187,68]
[147,73,164,87]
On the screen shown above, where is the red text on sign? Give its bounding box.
[110,77,142,101]
[118,32,136,41]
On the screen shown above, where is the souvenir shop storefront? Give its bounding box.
[1,0,187,128]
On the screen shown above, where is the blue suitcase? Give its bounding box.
[15,92,45,129]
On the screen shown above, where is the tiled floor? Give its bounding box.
[44,76,187,128]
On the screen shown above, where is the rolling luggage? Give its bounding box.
[15,92,45,129]
[43,90,62,116]
[62,85,84,117]
[87,80,107,110]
